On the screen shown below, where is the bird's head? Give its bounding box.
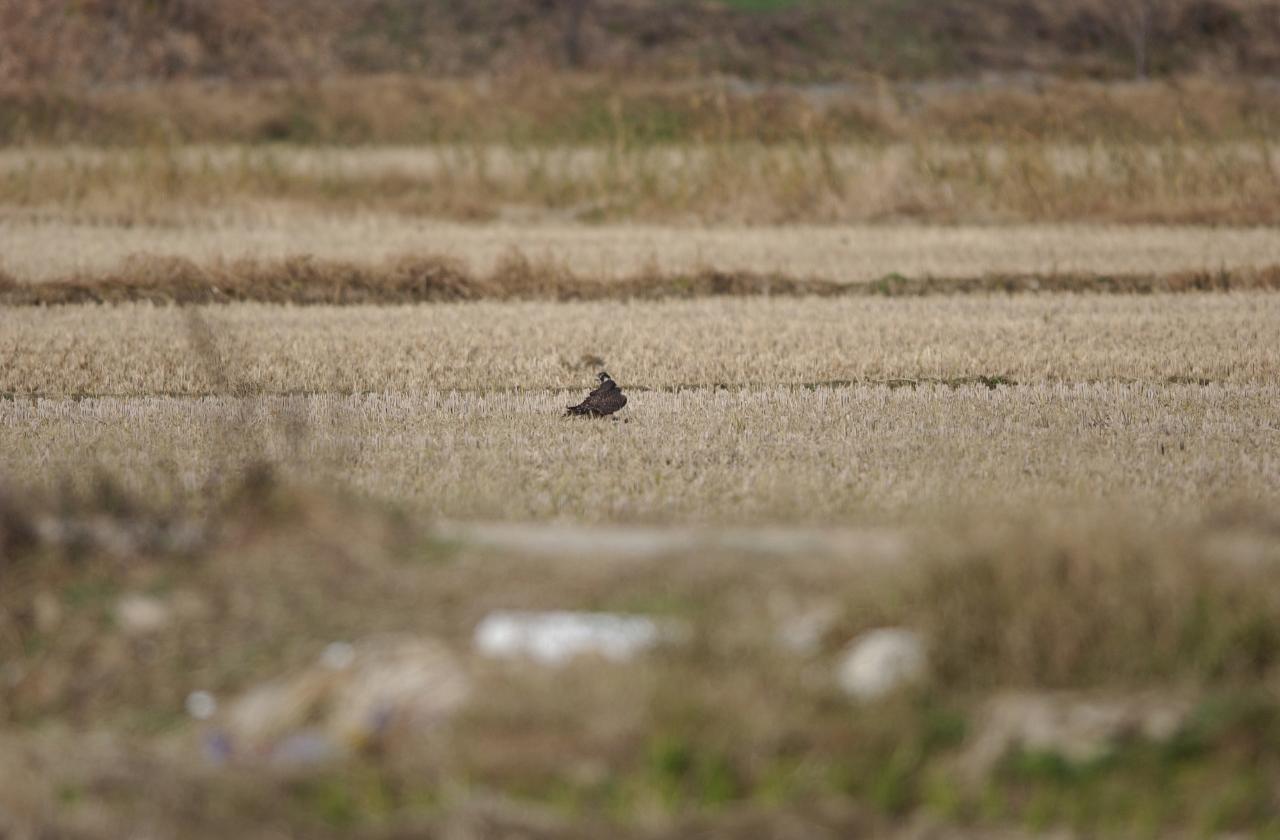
[598,371,612,383]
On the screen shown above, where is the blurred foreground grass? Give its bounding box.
[3,471,1280,837]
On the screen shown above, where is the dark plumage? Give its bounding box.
[566,371,628,417]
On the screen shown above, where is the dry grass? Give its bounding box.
[7,292,1272,524]
[6,216,1280,285]
[3,296,1277,396]
[3,476,1280,837]
[2,384,1276,524]
[4,140,1280,225]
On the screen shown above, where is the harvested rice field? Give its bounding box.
[4,383,1278,522]
[3,291,1279,523]
[4,295,1279,394]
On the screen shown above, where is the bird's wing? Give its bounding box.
[589,388,627,414]
[587,380,617,399]
[568,381,609,410]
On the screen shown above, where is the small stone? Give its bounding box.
[186,690,218,720]
[116,594,171,635]
[320,641,356,670]
[836,628,927,700]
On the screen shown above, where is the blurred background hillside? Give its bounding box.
[4,0,1278,85]
[8,0,1280,147]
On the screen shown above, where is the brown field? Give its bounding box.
[6,77,1280,836]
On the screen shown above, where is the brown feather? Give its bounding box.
[566,375,627,417]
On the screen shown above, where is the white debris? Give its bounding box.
[836,627,927,700]
[319,641,356,670]
[115,594,171,635]
[185,690,218,720]
[435,522,908,562]
[474,610,671,665]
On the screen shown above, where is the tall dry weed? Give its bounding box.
[914,516,1280,687]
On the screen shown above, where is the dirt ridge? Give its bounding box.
[3,254,1279,306]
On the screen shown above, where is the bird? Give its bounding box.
[566,371,627,418]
